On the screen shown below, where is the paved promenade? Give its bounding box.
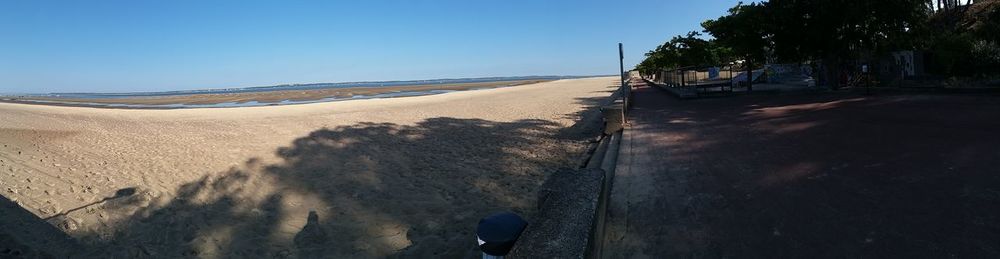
[604,79,699,258]
[604,79,1000,258]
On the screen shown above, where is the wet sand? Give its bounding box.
[1,79,550,108]
[0,77,618,258]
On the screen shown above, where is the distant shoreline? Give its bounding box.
[0,78,577,109]
[4,75,605,97]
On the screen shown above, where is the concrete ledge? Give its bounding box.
[510,84,629,258]
[510,168,604,259]
[601,101,625,135]
[589,130,621,258]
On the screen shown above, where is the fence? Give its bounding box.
[651,65,738,95]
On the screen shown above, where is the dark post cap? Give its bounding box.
[477,212,528,256]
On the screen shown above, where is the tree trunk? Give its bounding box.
[821,56,842,90]
[746,59,753,92]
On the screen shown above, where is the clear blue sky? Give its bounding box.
[0,0,741,93]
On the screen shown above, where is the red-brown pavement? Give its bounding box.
[604,79,1000,258]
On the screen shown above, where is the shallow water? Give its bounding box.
[2,76,602,108]
[24,76,587,99]
[8,89,461,109]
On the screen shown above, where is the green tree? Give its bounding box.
[635,32,732,76]
[765,0,930,87]
[702,2,771,90]
[925,0,1000,76]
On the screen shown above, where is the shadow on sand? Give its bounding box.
[1,90,617,258]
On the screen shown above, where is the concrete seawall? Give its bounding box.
[508,80,629,258]
[509,167,604,258]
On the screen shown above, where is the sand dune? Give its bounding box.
[0,77,618,258]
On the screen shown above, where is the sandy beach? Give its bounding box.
[0,77,618,258]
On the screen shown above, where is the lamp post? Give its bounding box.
[619,43,629,112]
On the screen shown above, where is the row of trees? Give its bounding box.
[638,32,733,71]
[636,0,999,87]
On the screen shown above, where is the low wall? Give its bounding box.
[509,168,604,258]
[508,82,629,258]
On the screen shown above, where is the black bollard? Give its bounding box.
[477,212,528,258]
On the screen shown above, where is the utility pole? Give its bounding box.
[619,43,628,111]
[619,43,626,86]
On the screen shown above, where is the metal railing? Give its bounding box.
[655,65,737,93]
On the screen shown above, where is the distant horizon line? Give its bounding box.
[2,74,614,96]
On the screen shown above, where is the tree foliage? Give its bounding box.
[635,32,732,75]
[765,0,930,62]
[701,2,771,64]
[925,0,1000,75]
[637,0,999,79]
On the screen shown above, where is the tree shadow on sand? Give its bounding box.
[59,116,601,258]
